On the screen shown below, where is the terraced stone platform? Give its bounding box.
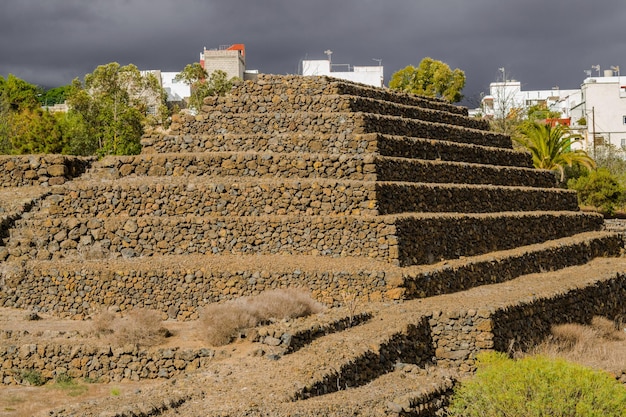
[0,75,624,415]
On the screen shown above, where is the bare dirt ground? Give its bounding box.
[0,306,280,417]
[0,313,623,417]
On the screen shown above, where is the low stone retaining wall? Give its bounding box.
[0,155,93,187]
[491,272,626,352]
[376,134,532,167]
[141,131,378,155]
[40,180,577,220]
[377,158,557,188]
[8,215,398,262]
[228,75,467,117]
[9,212,602,265]
[47,179,379,217]
[402,233,624,298]
[1,270,624,385]
[377,183,578,214]
[93,152,550,191]
[203,93,486,131]
[0,343,215,384]
[172,112,508,149]
[430,270,626,374]
[396,211,603,266]
[96,152,377,181]
[359,113,510,148]
[2,262,392,318]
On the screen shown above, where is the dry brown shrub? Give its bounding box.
[103,308,170,347]
[91,309,116,335]
[533,315,626,371]
[199,288,325,346]
[199,303,258,346]
[246,288,325,320]
[549,323,597,352]
[591,316,625,341]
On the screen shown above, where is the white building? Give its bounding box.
[481,80,580,121]
[478,67,626,153]
[571,71,626,151]
[301,55,384,88]
[160,71,191,103]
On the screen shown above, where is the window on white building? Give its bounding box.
[622,138,626,148]
[623,115,626,124]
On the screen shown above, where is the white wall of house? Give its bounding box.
[301,59,384,88]
[160,72,191,103]
[576,76,626,150]
[481,80,580,120]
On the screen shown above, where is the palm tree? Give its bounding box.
[515,122,596,182]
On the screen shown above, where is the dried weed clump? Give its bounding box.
[533,315,625,372]
[199,288,325,346]
[92,308,171,347]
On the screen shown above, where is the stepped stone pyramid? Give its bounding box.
[0,74,623,319]
[1,75,626,415]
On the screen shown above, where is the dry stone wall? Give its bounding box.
[0,342,215,384]
[490,272,626,352]
[227,75,467,117]
[395,212,604,266]
[1,271,625,385]
[2,264,391,319]
[8,214,398,262]
[430,270,626,373]
[0,155,93,187]
[203,93,487,131]
[39,180,578,220]
[402,233,624,298]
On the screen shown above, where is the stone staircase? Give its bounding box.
[1,75,625,416]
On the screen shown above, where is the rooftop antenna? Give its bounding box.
[611,65,620,76]
[324,49,333,64]
[372,58,382,66]
[498,67,506,82]
[584,70,592,77]
[591,65,600,76]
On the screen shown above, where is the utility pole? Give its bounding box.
[592,106,596,158]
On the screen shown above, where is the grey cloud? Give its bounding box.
[1,0,624,105]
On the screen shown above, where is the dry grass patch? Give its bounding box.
[532,316,626,375]
[199,288,325,346]
[92,308,171,347]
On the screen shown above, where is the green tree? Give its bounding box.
[39,85,71,106]
[516,122,595,182]
[389,57,466,102]
[448,352,626,417]
[568,168,624,215]
[175,66,236,110]
[8,108,65,154]
[66,62,166,156]
[0,74,40,111]
[57,111,93,155]
[0,74,68,154]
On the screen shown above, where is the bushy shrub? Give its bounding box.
[447,351,626,417]
[567,168,623,215]
[92,308,170,347]
[20,369,47,386]
[199,288,325,346]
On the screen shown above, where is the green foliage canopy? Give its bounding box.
[448,352,626,417]
[66,62,167,156]
[0,74,66,154]
[175,65,236,110]
[568,168,624,214]
[389,57,466,102]
[515,122,595,182]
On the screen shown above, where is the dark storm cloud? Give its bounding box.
[2,0,625,104]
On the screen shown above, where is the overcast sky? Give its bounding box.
[2,0,625,106]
